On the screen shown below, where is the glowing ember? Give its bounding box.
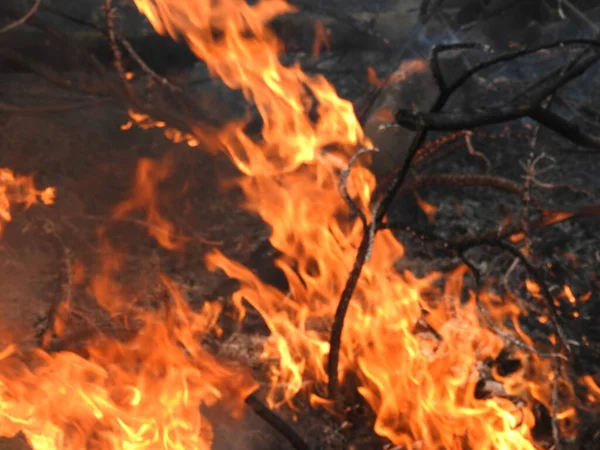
[0,168,54,235]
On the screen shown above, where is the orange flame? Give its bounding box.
[0,167,257,450]
[414,193,438,223]
[312,20,331,61]
[111,156,184,250]
[0,0,594,448]
[125,0,583,448]
[132,0,366,176]
[0,168,55,234]
[0,283,256,450]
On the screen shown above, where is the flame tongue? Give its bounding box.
[130,0,555,448]
[0,0,587,448]
[0,168,55,235]
[0,281,256,450]
[133,0,366,175]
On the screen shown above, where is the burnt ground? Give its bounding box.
[2,1,600,449]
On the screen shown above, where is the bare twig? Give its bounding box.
[463,239,572,355]
[118,38,181,91]
[401,174,528,202]
[0,0,41,34]
[0,48,115,96]
[103,0,136,100]
[396,46,600,149]
[338,147,378,227]
[39,3,180,90]
[459,253,561,358]
[326,40,597,404]
[244,393,311,450]
[464,131,492,171]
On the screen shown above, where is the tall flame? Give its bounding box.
[133,0,365,176]
[130,0,571,448]
[0,166,256,450]
[0,0,593,449]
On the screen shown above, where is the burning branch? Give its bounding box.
[327,37,600,433]
[4,0,600,447]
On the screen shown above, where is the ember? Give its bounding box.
[1,0,600,449]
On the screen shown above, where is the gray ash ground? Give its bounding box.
[2,0,600,449]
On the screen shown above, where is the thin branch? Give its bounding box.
[103,0,136,101]
[429,43,488,93]
[244,393,311,450]
[338,147,377,227]
[0,0,40,33]
[396,46,600,150]
[439,39,600,107]
[458,253,559,358]
[400,174,529,202]
[459,238,572,355]
[464,131,492,171]
[397,104,600,149]
[39,3,179,90]
[119,38,181,91]
[327,123,428,403]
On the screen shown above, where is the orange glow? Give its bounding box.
[0,0,595,448]
[122,110,199,147]
[0,280,256,450]
[367,66,386,88]
[111,156,184,250]
[126,0,583,448]
[117,0,581,448]
[312,20,331,60]
[525,279,541,298]
[414,193,438,223]
[0,168,55,235]
[132,0,366,176]
[563,285,577,305]
[542,209,574,225]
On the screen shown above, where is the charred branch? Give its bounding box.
[396,42,600,149]
[244,394,311,450]
[327,37,600,408]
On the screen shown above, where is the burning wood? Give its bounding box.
[1,0,600,449]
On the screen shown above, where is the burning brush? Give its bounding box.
[1,0,600,449]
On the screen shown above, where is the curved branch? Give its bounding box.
[0,0,40,34]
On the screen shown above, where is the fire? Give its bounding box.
[132,0,365,176]
[0,0,595,449]
[121,110,199,148]
[0,291,256,450]
[0,167,256,450]
[129,0,579,448]
[111,156,185,250]
[0,168,55,235]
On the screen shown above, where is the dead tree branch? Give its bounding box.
[0,0,40,34]
[396,44,600,149]
[327,39,600,406]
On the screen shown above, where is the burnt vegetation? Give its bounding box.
[1,0,600,449]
